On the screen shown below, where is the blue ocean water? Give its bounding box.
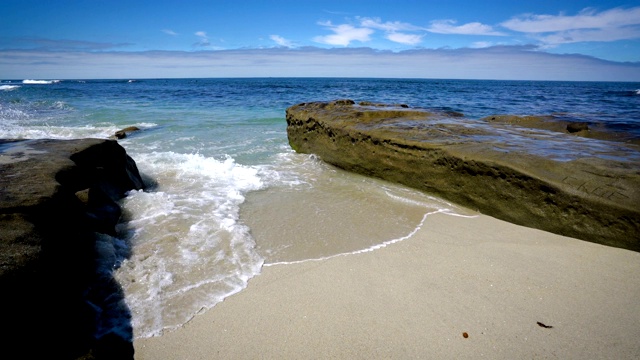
[1,78,639,338]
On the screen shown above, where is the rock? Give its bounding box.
[334,99,355,105]
[566,122,589,133]
[90,331,136,359]
[486,114,638,144]
[114,126,141,139]
[0,138,143,359]
[359,101,410,108]
[286,100,640,251]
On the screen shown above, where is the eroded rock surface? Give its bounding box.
[286,100,640,251]
[0,138,143,359]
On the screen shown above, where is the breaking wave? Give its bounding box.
[22,79,61,85]
[0,85,20,91]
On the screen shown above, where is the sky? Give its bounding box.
[1,0,640,81]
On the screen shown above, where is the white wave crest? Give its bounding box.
[22,79,61,84]
[116,152,266,338]
[0,85,20,91]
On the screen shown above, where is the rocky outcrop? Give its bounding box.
[113,126,141,140]
[286,100,640,251]
[0,138,144,359]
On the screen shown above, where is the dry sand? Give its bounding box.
[134,213,640,359]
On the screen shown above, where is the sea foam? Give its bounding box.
[115,151,265,338]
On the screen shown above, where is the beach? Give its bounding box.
[2,78,639,358]
[134,212,640,359]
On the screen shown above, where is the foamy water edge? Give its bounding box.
[264,210,478,267]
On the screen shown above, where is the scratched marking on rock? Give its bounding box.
[562,176,630,201]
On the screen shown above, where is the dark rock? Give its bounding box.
[286,100,640,251]
[0,138,143,359]
[359,101,410,108]
[334,99,355,105]
[91,332,135,360]
[443,110,464,117]
[114,126,141,140]
[567,122,589,133]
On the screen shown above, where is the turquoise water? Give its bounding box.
[2,78,639,338]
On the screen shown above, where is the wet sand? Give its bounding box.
[134,212,640,359]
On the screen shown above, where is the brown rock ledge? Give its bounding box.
[0,138,144,359]
[286,100,640,251]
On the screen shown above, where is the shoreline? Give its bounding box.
[134,212,640,359]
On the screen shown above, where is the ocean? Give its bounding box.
[1,78,639,339]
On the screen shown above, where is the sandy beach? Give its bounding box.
[134,212,640,359]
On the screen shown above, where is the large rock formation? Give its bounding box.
[286,100,640,251]
[0,138,144,359]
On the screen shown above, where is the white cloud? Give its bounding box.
[428,20,504,35]
[194,31,210,47]
[2,46,638,82]
[313,16,504,47]
[313,21,374,46]
[358,17,425,45]
[470,41,493,48]
[501,6,640,45]
[501,7,640,33]
[359,17,425,32]
[386,32,423,45]
[270,35,293,47]
[538,27,640,45]
[162,29,178,36]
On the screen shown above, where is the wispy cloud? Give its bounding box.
[270,35,294,47]
[470,41,494,48]
[162,29,178,36]
[313,16,503,47]
[359,17,424,32]
[502,7,640,32]
[428,20,504,35]
[7,37,133,51]
[358,17,425,45]
[386,32,423,45]
[313,21,374,46]
[194,31,211,47]
[537,27,640,45]
[501,6,640,45]
[322,9,351,16]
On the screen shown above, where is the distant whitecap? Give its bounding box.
[0,85,20,91]
[22,79,60,84]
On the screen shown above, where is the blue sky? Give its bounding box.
[1,0,640,81]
